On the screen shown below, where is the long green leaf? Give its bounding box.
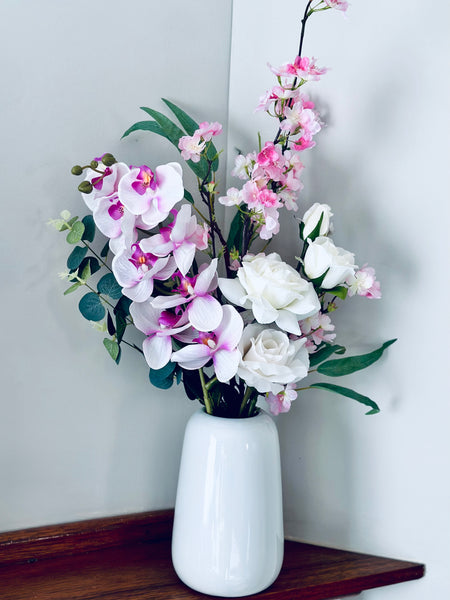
[309,344,346,367]
[317,339,397,377]
[103,338,120,362]
[121,120,168,140]
[162,98,219,172]
[227,210,244,254]
[140,107,208,179]
[161,98,199,135]
[310,383,380,415]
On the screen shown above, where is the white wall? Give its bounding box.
[227,1,450,598]
[0,0,233,531]
[1,0,449,598]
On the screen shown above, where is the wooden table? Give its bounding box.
[0,510,424,599]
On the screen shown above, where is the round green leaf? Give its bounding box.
[82,215,96,242]
[66,221,85,244]
[103,338,120,361]
[78,292,105,321]
[67,245,88,270]
[97,273,122,300]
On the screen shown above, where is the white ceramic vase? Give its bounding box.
[171,408,284,597]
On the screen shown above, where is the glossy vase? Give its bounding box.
[171,408,284,597]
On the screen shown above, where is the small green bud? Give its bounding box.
[78,180,93,194]
[90,160,99,169]
[101,153,117,166]
[71,165,83,176]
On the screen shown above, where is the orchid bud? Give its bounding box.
[71,165,83,176]
[101,153,116,166]
[78,180,93,194]
[90,160,99,169]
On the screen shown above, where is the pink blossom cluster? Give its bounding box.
[299,311,336,353]
[178,121,222,163]
[219,141,305,240]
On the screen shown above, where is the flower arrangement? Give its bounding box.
[51,0,395,419]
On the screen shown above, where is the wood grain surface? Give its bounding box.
[0,511,424,599]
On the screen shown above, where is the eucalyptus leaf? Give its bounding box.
[63,282,82,296]
[77,257,100,276]
[81,215,95,242]
[103,338,120,361]
[78,292,105,321]
[150,361,176,390]
[97,273,122,299]
[317,339,397,377]
[106,312,116,336]
[100,240,110,258]
[66,221,85,244]
[66,246,88,270]
[309,383,380,415]
[121,120,168,140]
[80,260,92,281]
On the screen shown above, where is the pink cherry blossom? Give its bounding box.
[266,384,298,416]
[130,302,194,370]
[270,56,327,82]
[300,312,336,346]
[347,266,382,299]
[171,305,244,382]
[218,187,243,207]
[196,121,223,141]
[144,205,209,276]
[178,134,205,162]
[118,162,184,229]
[151,259,223,331]
[324,0,349,12]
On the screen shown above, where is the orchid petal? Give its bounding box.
[194,258,218,295]
[118,168,150,215]
[123,276,154,302]
[173,242,196,276]
[188,295,223,332]
[213,348,241,383]
[130,301,160,335]
[143,335,173,370]
[215,305,244,350]
[171,344,211,370]
[170,204,191,243]
[151,294,187,310]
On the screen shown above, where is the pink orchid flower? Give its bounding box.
[82,162,130,212]
[144,204,209,276]
[130,302,194,370]
[92,192,138,255]
[118,162,184,229]
[151,259,222,332]
[171,305,244,383]
[112,243,176,303]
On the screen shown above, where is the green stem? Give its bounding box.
[199,368,213,415]
[239,386,253,417]
[81,240,111,272]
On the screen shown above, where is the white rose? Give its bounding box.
[301,203,333,239]
[303,236,356,289]
[219,252,320,335]
[238,324,309,395]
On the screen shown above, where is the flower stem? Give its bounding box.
[199,368,213,415]
[239,386,253,417]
